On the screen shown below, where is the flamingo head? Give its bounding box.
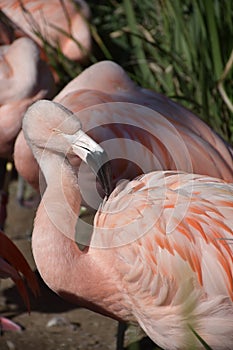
[23,100,112,196]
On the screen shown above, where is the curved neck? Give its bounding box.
[31,151,123,319]
[39,152,81,239]
[32,151,85,296]
[30,144,132,323]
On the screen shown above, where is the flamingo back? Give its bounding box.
[93,171,233,349]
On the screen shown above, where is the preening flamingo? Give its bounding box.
[15,61,233,208]
[23,100,233,350]
[0,0,91,62]
[0,230,39,332]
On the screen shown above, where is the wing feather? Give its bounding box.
[95,171,233,349]
[0,231,39,310]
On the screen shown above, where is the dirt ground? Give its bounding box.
[0,181,119,350]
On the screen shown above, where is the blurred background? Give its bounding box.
[2,0,231,141]
[34,0,233,143]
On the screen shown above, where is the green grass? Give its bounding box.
[88,0,233,143]
[6,0,231,143]
[3,0,231,142]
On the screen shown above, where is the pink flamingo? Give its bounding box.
[0,36,55,225]
[0,230,39,332]
[53,61,233,173]
[23,100,233,350]
[14,61,233,208]
[0,0,91,62]
[0,36,55,158]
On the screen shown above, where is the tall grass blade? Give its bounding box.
[189,325,213,350]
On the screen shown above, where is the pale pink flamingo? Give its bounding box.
[0,36,55,158]
[14,131,40,192]
[0,36,55,225]
[22,100,233,350]
[0,0,91,62]
[14,61,233,209]
[54,61,233,171]
[0,230,39,332]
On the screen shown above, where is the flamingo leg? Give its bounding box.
[0,159,12,230]
[116,321,127,350]
[0,190,8,230]
[16,175,40,209]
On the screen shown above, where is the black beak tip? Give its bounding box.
[97,161,113,198]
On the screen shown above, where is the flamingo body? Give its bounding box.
[23,100,233,350]
[15,61,233,201]
[0,37,55,158]
[0,0,91,61]
[15,62,233,210]
[93,171,233,349]
[54,61,233,177]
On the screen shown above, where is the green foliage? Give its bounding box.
[189,325,213,350]
[6,0,231,142]
[89,0,233,143]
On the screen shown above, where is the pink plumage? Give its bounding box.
[14,61,233,210]
[0,0,91,61]
[23,100,233,350]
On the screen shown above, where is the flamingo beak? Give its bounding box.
[64,130,112,197]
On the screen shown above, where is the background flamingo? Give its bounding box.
[0,36,55,158]
[0,230,39,332]
[22,100,233,350]
[14,61,233,209]
[0,36,55,226]
[0,0,91,62]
